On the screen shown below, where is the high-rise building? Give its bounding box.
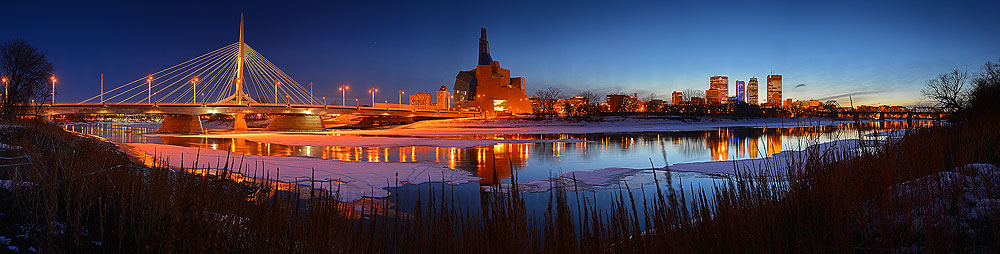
[710,76,729,103]
[452,28,531,114]
[766,74,782,107]
[436,85,450,110]
[747,77,759,105]
[671,91,683,105]
[735,80,745,103]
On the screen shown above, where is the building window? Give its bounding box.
[493,99,509,112]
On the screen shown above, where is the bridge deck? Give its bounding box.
[39,104,478,118]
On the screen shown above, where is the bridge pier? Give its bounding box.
[233,113,248,132]
[157,115,205,134]
[264,114,324,131]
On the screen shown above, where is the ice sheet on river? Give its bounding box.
[124,143,481,202]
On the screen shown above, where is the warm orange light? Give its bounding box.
[1,77,6,83]
[147,75,153,82]
[50,75,56,83]
[191,77,199,83]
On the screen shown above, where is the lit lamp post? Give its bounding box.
[50,75,56,106]
[146,75,153,104]
[309,82,314,104]
[274,80,281,104]
[398,90,404,105]
[339,85,349,106]
[369,88,378,107]
[2,77,7,103]
[191,77,199,104]
[322,96,327,106]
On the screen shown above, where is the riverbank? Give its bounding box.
[0,117,996,252]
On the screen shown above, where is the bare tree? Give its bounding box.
[535,87,563,113]
[969,59,1000,114]
[1,39,54,121]
[921,69,970,112]
[681,89,704,102]
[576,91,602,105]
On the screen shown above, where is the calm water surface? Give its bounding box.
[64,120,938,217]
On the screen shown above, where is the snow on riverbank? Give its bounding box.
[160,132,589,148]
[123,143,481,201]
[339,117,875,136]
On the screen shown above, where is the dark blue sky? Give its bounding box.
[2,0,999,105]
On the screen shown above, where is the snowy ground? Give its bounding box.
[123,143,481,201]
[333,117,873,136]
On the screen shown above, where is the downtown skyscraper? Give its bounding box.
[747,77,759,105]
[766,74,782,107]
[735,80,745,103]
[709,76,729,104]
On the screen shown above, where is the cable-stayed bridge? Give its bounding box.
[39,15,475,133]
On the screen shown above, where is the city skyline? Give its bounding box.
[2,0,999,106]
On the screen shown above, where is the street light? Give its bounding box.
[398,90,404,105]
[339,85,349,106]
[369,88,378,107]
[50,75,56,106]
[322,96,327,106]
[2,77,7,103]
[191,77,199,104]
[146,75,153,104]
[274,80,281,104]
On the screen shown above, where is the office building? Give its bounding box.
[735,80,745,103]
[767,74,782,107]
[436,85,450,110]
[747,77,759,105]
[710,76,729,103]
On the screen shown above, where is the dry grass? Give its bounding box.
[0,116,997,253]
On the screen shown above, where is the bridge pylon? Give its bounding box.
[218,13,257,105]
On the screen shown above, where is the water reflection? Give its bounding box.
[65,120,938,185]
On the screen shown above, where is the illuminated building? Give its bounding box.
[690,96,705,105]
[747,77,759,105]
[436,85,450,110]
[671,91,683,105]
[789,100,824,108]
[605,94,637,112]
[705,88,722,105]
[646,99,666,112]
[452,28,531,114]
[409,92,433,109]
[735,80,745,103]
[767,74,782,107]
[710,76,729,103]
[527,97,542,113]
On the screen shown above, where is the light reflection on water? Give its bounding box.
[64,120,937,185]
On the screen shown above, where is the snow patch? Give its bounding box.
[352,117,873,136]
